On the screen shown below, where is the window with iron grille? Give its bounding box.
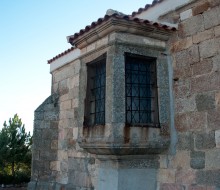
[125,53,159,127]
[85,54,106,126]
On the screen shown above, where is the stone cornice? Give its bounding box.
[67,17,174,49]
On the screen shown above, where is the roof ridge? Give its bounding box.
[131,0,165,17]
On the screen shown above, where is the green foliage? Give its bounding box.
[0,114,32,184]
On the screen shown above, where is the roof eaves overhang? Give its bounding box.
[67,17,175,49]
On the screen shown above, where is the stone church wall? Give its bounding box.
[28,0,220,189]
[156,0,220,189]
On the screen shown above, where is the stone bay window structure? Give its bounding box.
[29,0,220,189]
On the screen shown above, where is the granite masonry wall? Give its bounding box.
[29,0,220,189]
[157,0,220,189]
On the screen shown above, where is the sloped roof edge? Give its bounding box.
[67,13,176,47]
[131,0,165,17]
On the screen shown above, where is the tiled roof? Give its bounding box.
[131,0,165,17]
[49,6,177,64]
[47,47,75,64]
[68,13,176,44]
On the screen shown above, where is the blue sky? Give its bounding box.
[0,0,152,134]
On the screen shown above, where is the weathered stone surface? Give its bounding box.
[203,6,220,29]
[215,25,220,37]
[199,39,219,59]
[158,169,175,183]
[206,149,220,169]
[175,95,196,113]
[196,93,215,111]
[193,29,214,44]
[177,133,194,150]
[191,72,220,93]
[196,170,220,186]
[207,109,220,130]
[175,45,199,67]
[180,9,192,21]
[208,0,220,7]
[175,111,206,132]
[188,185,215,190]
[215,130,220,148]
[191,59,213,76]
[195,131,216,150]
[176,169,196,184]
[190,151,205,169]
[171,37,192,52]
[192,1,210,16]
[169,151,190,170]
[179,14,204,37]
[160,183,185,190]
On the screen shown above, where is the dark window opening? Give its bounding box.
[85,54,106,126]
[125,53,159,127]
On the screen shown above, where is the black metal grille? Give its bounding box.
[87,57,106,126]
[125,54,158,126]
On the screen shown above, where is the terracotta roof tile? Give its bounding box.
[47,47,75,64]
[68,13,176,44]
[131,0,165,17]
[49,8,177,64]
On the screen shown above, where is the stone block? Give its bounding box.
[195,131,216,150]
[212,55,220,72]
[175,169,196,184]
[207,109,220,130]
[159,183,185,190]
[191,72,220,93]
[175,95,196,114]
[215,25,220,37]
[215,130,220,148]
[58,150,68,160]
[196,93,215,111]
[179,14,204,37]
[196,170,220,186]
[171,37,192,52]
[193,29,214,44]
[180,9,192,21]
[51,140,58,150]
[175,45,199,67]
[73,127,78,140]
[175,111,206,132]
[50,161,61,171]
[169,151,190,169]
[97,36,109,48]
[60,100,72,110]
[87,43,96,52]
[192,1,210,16]
[177,133,194,150]
[173,66,192,79]
[158,169,175,183]
[59,79,69,95]
[208,0,220,7]
[206,149,220,169]
[203,6,220,29]
[44,111,59,121]
[199,39,219,59]
[190,151,205,169]
[40,150,58,161]
[188,185,207,190]
[72,98,79,108]
[174,80,191,99]
[192,59,213,76]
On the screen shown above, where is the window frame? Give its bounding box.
[124,53,160,128]
[84,53,106,127]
